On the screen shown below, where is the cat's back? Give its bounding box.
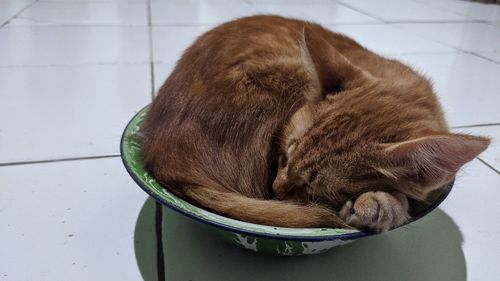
[142,16,317,198]
[169,16,308,95]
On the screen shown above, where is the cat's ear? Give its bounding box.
[285,104,314,142]
[299,26,368,102]
[380,134,490,198]
[273,106,314,199]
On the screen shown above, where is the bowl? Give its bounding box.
[121,106,454,256]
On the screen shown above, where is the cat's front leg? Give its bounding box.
[339,191,409,232]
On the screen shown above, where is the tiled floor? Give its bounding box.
[0,0,499,280]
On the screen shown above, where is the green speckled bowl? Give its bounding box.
[121,106,454,256]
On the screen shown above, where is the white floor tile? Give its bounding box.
[150,0,257,25]
[396,22,500,53]
[0,0,34,25]
[8,2,148,26]
[152,25,213,64]
[248,0,334,3]
[253,3,380,24]
[439,160,500,281]
[338,0,467,21]
[395,53,500,127]
[1,1,500,279]
[153,62,176,92]
[415,0,500,21]
[39,0,145,2]
[0,157,149,281]
[489,21,500,29]
[0,64,150,163]
[0,26,149,66]
[330,24,455,55]
[453,125,500,173]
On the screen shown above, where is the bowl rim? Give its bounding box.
[121,105,454,241]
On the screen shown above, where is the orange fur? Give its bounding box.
[140,16,489,231]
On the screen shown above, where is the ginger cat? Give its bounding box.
[140,15,489,232]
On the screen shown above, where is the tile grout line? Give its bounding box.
[0,154,120,167]
[38,0,145,2]
[155,202,166,281]
[0,20,488,29]
[411,0,481,21]
[414,0,500,26]
[0,62,151,68]
[337,0,485,24]
[485,21,500,30]
[388,26,472,57]
[147,0,156,101]
[452,123,500,129]
[141,5,244,273]
[334,0,387,23]
[147,1,165,279]
[0,19,491,28]
[332,1,499,58]
[5,23,150,27]
[0,0,39,29]
[387,19,487,24]
[466,51,500,66]
[242,0,260,13]
[379,23,500,64]
[477,158,500,175]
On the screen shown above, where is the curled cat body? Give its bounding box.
[141,15,489,232]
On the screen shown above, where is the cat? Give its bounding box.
[140,15,490,232]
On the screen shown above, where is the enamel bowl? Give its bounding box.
[121,106,454,256]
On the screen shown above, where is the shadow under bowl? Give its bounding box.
[121,106,454,256]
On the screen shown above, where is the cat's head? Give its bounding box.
[272,27,490,207]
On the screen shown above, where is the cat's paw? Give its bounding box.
[339,191,410,232]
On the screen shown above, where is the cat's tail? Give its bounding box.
[181,185,350,229]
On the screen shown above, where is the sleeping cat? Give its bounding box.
[140,15,489,232]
